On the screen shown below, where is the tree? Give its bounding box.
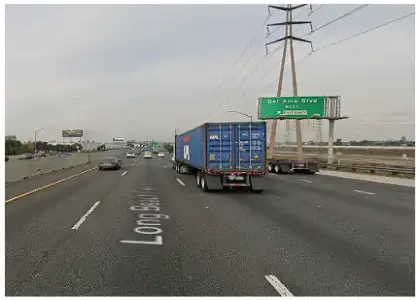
[335,138,343,146]
[5,135,22,155]
[163,143,174,153]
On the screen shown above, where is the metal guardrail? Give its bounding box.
[318,163,415,178]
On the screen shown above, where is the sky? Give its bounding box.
[5,4,415,143]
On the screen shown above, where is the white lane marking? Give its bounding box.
[318,170,415,187]
[132,162,135,166]
[163,165,167,169]
[122,171,128,176]
[176,178,186,186]
[265,274,294,297]
[300,179,312,183]
[353,189,376,195]
[71,201,101,230]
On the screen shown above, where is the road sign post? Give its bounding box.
[258,95,349,164]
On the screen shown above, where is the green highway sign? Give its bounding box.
[258,96,326,120]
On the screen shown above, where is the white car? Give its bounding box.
[143,151,152,159]
[126,152,135,158]
[171,155,175,162]
[157,152,165,157]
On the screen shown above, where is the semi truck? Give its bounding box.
[266,157,319,174]
[266,143,319,174]
[173,122,268,193]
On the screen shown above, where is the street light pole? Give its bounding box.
[34,128,44,155]
[225,110,253,122]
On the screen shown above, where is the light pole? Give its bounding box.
[225,110,253,122]
[34,128,44,155]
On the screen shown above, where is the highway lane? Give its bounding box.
[7,156,279,296]
[6,155,415,296]
[173,168,414,296]
[6,152,129,294]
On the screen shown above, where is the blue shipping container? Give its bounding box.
[175,122,267,172]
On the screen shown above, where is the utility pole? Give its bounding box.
[267,8,290,159]
[264,4,313,161]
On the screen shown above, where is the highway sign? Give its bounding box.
[258,96,325,120]
[152,141,160,147]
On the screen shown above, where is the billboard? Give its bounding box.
[62,129,84,137]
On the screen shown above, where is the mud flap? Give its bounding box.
[250,176,269,190]
[206,176,223,191]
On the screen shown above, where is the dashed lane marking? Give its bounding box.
[5,166,98,204]
[71,201,101,230]
[300,179,312,183]
[176,178,186,186]
[122,171,128,176]
[265,274,294,297]
[353,189,376,195]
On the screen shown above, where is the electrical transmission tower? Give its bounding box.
[313,119,323,155]
[265,4,313,160]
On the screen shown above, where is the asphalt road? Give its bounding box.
[5,154,415,296]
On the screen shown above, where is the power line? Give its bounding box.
[308,4,327,16]
[207,14,272,100]
[206,51,276,119]
[235,6,370,99]
[207,10,414,120]
[314,12,414,52]
[310,4,370,34]
[264,12,414,88]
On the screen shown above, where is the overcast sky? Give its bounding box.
[5,4,415,143]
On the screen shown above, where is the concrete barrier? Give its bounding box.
[5,150,125,183]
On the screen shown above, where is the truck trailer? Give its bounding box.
[173,122,268,192]
[266,157,319,174]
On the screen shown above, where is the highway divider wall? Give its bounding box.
[5,150,125,183]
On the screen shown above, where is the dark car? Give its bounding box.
[98,157,122,170]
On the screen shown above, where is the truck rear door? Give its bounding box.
[234,122,266,171]
[206,122,266,172]
[207,123,233,171]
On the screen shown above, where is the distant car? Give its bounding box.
[19,153,33,160]
[171,155,175,162]
[126,152,135,158]
[98,157,122,170]
[143,151,152,159]
[157,152,165,157]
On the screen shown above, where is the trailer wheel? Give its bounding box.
[196,172,201,187]
[274,164,281,174]
[267,163,274,173]
[200,175,209,192]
